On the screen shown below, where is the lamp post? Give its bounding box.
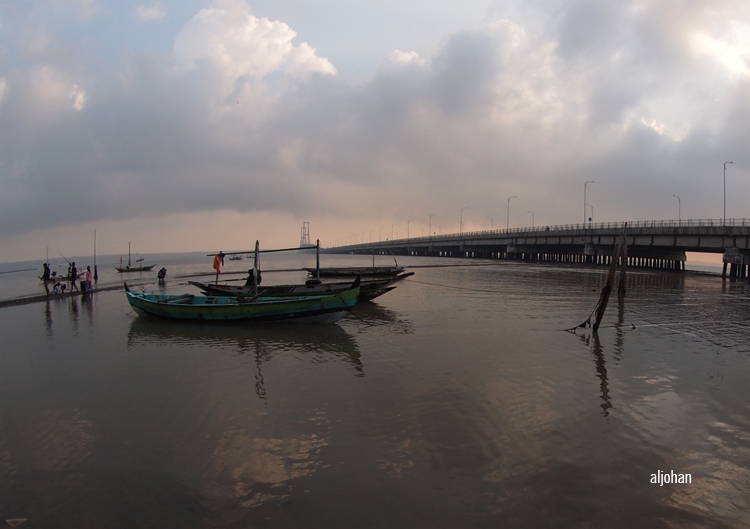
[487,216,493,230]
[527,211,534,227]
[392,224,397,241]
[506,196,516,230]
[407,219,413,240]
[724,161,733,224]
[587,203,593,224]
[380,227,384,242]
[429,214,436,240]
[460,207,469,236]
[370,229,373,243]
[584,180,595,224]
[672,195,681,223]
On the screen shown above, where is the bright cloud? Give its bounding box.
[70,84,86,111]
[389,50,426,66]
[136,3,166,23]
[173,0,335,79]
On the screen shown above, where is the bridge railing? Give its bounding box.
[327,218,749,248]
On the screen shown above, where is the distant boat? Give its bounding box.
[116,243,156,273]
[117,264,156,273]
[228,255,243,261]
[303,266,405,278]
[124,278,360,323]
[189,272,414,301]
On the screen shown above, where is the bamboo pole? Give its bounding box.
[593,242,620,331]
[617,223,628,298]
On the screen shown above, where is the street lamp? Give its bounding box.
[487,216,493,230]
[408,219,413,240]
[672,195,681,223]
[380,227,384,242]
[506,196,516,230]
[584,180,595,224]
[429,214,436,239]
[527,211,534,227]
[460,207,469,236]
[724,161,733,224]
[370,229,373,243]
[392,224,397,241]
[587,203,593,224]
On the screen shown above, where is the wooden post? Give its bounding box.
[593,241,620,331]
[617,223,628,298]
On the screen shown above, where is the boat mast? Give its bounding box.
[128,242,131,267]
[253,240,259,296]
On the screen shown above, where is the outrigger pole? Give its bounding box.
[316,239,320,282]
[205,245,315,256]
[253,240,260,297]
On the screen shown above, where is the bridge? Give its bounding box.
[325,219,750,279]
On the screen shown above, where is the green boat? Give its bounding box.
[124,278,360,323]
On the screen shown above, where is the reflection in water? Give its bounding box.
[126,317,364,377]
[613,299,625,363]
[4,259,749,527]
[590,332,612,417]
[69,296,79,336]
[44,301,53,339]
[203,430,328,509]
[572,331,612,417]
[126,318,364,509]
[81,293,94,328]
[347,302,413,334]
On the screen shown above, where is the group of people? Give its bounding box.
[42,262,92,295]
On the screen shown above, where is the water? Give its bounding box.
[1,253,749,528]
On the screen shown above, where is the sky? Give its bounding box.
[1,0,749,263]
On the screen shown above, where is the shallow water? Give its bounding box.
[1,253,749,528]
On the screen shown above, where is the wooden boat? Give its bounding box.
[116,263,156,273]
[189,272,414,301]
[124,277,360,323]
[303,266,405,278]
[228,255,243,261]
[116,243,156,273]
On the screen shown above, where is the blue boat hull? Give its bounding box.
[124,280,359,323]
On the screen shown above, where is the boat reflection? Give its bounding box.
[126,317,364,378]
[347,302,414,334]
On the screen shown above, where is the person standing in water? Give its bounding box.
[42,263,51,295]
[70,262,79,292]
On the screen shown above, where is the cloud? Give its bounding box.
[0,0,749,259]
[173,0,335,80]
[136,3,166,23]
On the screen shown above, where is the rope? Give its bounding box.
[404,278,517,294]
